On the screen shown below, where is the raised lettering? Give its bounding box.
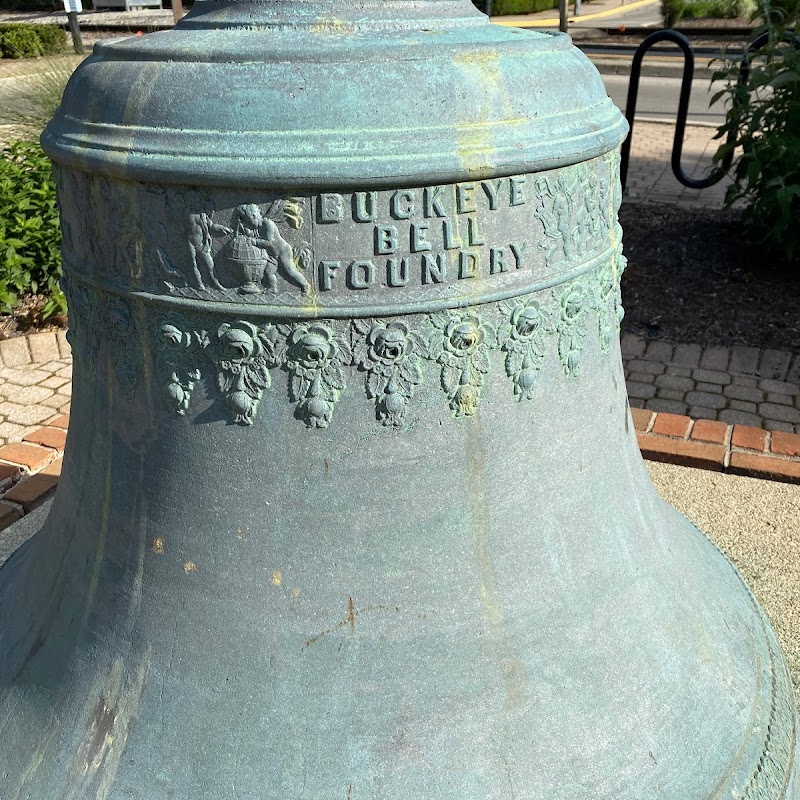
[510,177,526,206]
[411,222,432,253]
[442,219,463,250]
[467,216,485,246]
[319,193,343,223]
[424,186,447,218]
[481,179,503,210]
[319,261,340,291]
[387,258,409,287]
[391,190,415,220]
[510,241,528,269]
[457,183,476,214]
[347,260,376,290]
[375,225,399,255]
[353,192,376,223]
[422,252,447,284]
[490,248,507,274]
[459,251,479,279]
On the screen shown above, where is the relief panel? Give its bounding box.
[57,154,619,317]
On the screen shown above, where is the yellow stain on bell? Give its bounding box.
[291,587,301,599]
[150,537,165,555]
[183,561,197,574]
[271,569,283,587]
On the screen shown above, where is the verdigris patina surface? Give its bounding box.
[0,0,796,797]
[57,153,624,426]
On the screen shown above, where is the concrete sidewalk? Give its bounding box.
[492,0,657,28]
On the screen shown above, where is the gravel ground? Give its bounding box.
[648,460,800,703]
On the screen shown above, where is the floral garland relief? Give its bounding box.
[63,245,624,427]
[144,258,624,428]
[351,319,425,427]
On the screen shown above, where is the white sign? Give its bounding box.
[63,0,82,12]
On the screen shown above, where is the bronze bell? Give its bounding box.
[0,0,797,796]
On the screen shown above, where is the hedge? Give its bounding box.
[0,24,66,59]
[472,0,559,13]
[0,140,64,320]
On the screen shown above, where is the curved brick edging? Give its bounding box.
[0,415,67,530]
[0,329,70,367]
[633,408,800,482]
[0,409,798,536]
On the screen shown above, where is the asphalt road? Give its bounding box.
[601,71,726,124]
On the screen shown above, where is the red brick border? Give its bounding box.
[0,420,66,532]
[636,412,800,485]
[0,412,798,536]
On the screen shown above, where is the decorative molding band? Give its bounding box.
[61,249,614,322]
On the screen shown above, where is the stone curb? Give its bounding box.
[588,56,717,79]
[0,330,70,368]
[0,414,68,530]
[0,409,798,535]
[633,409,800,483]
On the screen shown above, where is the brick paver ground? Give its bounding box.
[625,120,733,211]
[622,333,800,433]
[0,359,72,445]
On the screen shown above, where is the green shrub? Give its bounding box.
[763,0,800,23]
[472,0,558,14]
[1,27,42,59]
[663,0,753,22]
[0,141,64,319]
[0,24,66,59]
[3,0,61,9]
[662,0,686,24]
[35,25,68,56]
[685,0,754,15]
[712,25,800,266]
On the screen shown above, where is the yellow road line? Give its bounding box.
[493,0,658,27]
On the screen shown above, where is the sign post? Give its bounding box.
[171,0,185,23]
[559,0,568,30]
[62,0,84,55]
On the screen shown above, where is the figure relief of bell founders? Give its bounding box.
[182,191,232,290]
[222,202,312,295]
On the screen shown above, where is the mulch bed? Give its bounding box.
[619,203,800,353]
[0,295,64,341]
